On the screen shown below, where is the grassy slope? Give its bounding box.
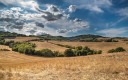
[0,50,128,80]
[50,41,128,53]
[5,37,39,42]
[31,41,67,52]
[1,37,128,80]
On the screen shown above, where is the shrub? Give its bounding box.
[74,46,102,56]
[54,43,75,49]
[36,49,55,57]
[4,40,14,46]
[75,46,83,50]
[53,51,64,57]
[75,50,82,56]
[115,47,126,52]
[0,39,5,45]
[108,49,116,53]
[104,38,118,42]
[65,45,75,49]
[81,49,88,55]
[12,42,36,55]
[87,50,94,55]
[64,49,75,57]
[53,51,63,57]
[108,47,126,53]
[96,50,102,54]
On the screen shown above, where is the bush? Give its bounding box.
[55,43,75,49]
[97,50,102,54]
[108,47,126,53]
[108,49,115,53]
[35,49,55,57]
[64,49,75,57]
[53,51,64,57]
[74,46,102,56]
[115,47,126,52]
[4,40,14,46]
[75,46,83,50]
[0,38,5,45]
[12,42,36,55]
[104,38,118,42]
[75,50,82,56]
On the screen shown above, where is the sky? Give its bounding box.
[0,0,128,37]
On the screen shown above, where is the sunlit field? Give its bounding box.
[5,37,39,42]
[0,0,128,79]
[50,41,128,53]
[0,51,128,80]
[31,41,67,52]
[0,39,128,80]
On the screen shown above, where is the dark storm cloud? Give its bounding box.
[35,6,63,21]
[35,22,44,28]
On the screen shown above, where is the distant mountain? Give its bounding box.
[69,34,103,41]
[0,31,127,42]
[39,34,104,41]
[0,31,26,38]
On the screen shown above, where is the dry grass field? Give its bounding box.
[5,37,39,42]
[0,39,128,80]
[0,45,12,51]
[0,51,128,80]
[5,37,128,53]
[50,41,128,53]
[31,41,67,52]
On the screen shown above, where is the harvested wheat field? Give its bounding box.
[5,37,39,42]
[0,45,12,51]
[0,50,128,80]
[31,41,68,52]
[50,41,128,53]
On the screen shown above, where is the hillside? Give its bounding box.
[0,51,128,80]
[1,31,128,42]
[0,31,128,80]
[0,31,26,38]
[39,34,104,41]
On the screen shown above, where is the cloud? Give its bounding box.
[0,0,39,11]
[45,17,89,36]
[0,4,89,36]
[107,7,128,27]
[35,5,64,21]
[117,7,128,17]
[97,28,128,37]
[68,5,77,12]
[64,0,112,13]
[35,22,44,28]
[86,5,103,13]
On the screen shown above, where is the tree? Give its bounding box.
[37,49,55,57]
[64,49,75,57]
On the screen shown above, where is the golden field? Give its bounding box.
[0,39,128,80]
[50,41,128,53]
[0,50,128,80]
[31,41,67,52]
[5,37,39,42]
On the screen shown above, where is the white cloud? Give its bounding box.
[117,7,128,17]
[64,0,112,13]
[0,4,89,36]
[97,28,128,37]
[0,0,39,11]
[68,5,77,12]
[107,7,128,27]
[86,5,103,13]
